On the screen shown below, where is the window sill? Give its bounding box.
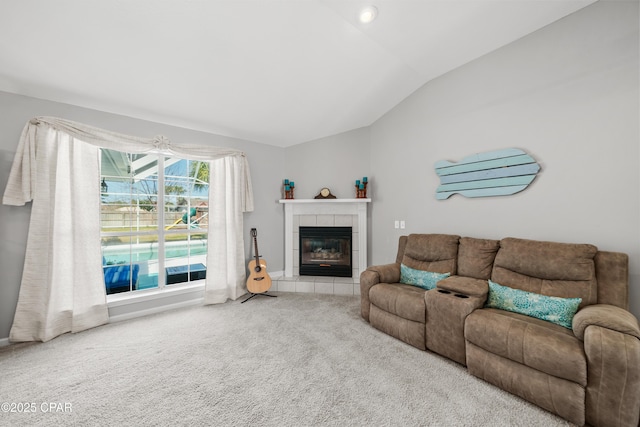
[107,280,205,308]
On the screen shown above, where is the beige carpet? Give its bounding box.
[0,293,572,426]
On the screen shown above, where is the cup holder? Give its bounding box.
[437,289,469,299]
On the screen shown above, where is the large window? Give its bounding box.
[100,149,209,295]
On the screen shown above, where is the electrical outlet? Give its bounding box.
[400,220,406,229]
[394,220,399,229]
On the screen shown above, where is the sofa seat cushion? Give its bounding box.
[369,283,426,323]
[465,308,587,386]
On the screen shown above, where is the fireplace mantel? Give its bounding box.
[279,199,371,203]
[279,199,370,278]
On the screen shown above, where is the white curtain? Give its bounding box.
[205,157,249,303]
[3,117,254,342]
[3,123,108,342]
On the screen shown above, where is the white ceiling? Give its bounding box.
[0,0,596,147]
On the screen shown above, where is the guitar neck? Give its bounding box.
[252,228,262,271]
[254,237,260,263]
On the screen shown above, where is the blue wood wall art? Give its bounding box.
[434,148,540,200]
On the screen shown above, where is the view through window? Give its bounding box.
[100,149,209,295]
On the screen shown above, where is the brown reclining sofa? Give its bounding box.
[360,234,640,427]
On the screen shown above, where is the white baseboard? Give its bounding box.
[0,337,10,347]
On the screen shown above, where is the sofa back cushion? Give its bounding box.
[492,237,598,307]
[401,234,460,274]
[457,237,500,280]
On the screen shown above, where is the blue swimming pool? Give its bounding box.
[102,240,207,265]
[102,240,208,294]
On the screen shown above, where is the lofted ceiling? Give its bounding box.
[0,0,596,147]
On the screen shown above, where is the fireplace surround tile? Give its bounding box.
[300,215,317,226]
[295,280,315,293]
[335,215,354,226]
[316,215,335,226]
[352,250,359,269]
[275,279,295,293]
[314,281,334,294]
[334,281,354,295]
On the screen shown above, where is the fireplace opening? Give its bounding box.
[299,226,352,277]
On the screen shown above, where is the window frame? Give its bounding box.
[100,151,209,298]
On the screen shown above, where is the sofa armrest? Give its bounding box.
[359,263,400,322]
[367,263,401,284]
[572,304,640,427]
[436,276,488,298]
[573,304,640,340]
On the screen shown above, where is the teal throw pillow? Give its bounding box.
[400,264,450,290]
[486,280,582,329]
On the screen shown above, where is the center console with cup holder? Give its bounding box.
[425,276,488,365]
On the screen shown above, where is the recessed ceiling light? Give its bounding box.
[359,6,378,24]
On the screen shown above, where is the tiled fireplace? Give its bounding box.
[274,198,370,295]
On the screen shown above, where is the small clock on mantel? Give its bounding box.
[315,187,336,199]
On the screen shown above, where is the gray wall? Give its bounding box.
[284,126,371,199]
[368,1,640,316]
[0,91,285,340]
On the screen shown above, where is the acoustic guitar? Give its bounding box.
[246,228,272,294]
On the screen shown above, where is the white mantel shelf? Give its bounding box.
[279,198,370,281]
[279,199,371,203]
